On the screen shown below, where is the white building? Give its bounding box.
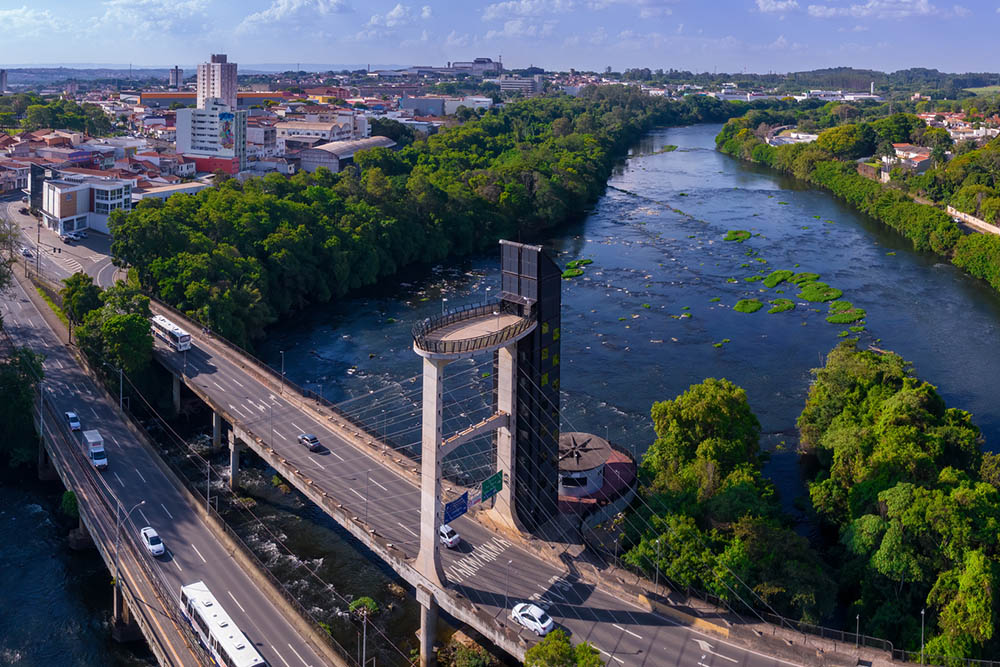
[274,120,355,152]
[196,54,237,110]
[169,66,183,89]
[176,99,247,174]
[41,173,133,235]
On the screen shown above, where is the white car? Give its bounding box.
[140,526,165,557]
[439,524,460,548]
[511,602,554,637]
[64,411,81,431]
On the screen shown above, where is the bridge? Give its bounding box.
[148,240,814,667]
[1,271,339,667]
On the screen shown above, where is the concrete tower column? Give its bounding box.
[228,431,242,490]
[415,356,449,589]
[491,342,525,532]
[212,411,222,449]
[417,585,439,667]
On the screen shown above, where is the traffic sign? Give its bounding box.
[481,471,503,502]
[468,490,482,508]
[443,492,469,523]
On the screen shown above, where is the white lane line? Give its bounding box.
[134,468,147,484]
[328,449,344,461]
[227,591,247,614]
[212,381,225,391]
[170,552,183,572]
[232,378,245,388]
[273,430,289,441]
[160,503,174,519]
[397,522,419,538]
[138,508,150,525]
[114,472,125,487]
[595,647,625,664]
[91,407,99,418]
[286,643,311,667]
[312,461,326,470]
[350,488,365,500]
[190,543,207,564]
[228,403,249,418]
[54,359,63,369]
[110,435,120,447]
[290,423,306,433]
[612,624,643,640]
[371,478,388,492]
[270,645,292,667]
[252,401,266,413]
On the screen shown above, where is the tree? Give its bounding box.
[815,123,877,160]
[0,347,44,468]
[60,272,102,326]
[524,630,603,667]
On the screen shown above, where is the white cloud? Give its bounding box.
[484,17,556,38]
[369,3,432,26]
[756,0,799,11]
[421,4,432,18]
[951,4,970,15]
[806,0,938,18]
[481,0,575,21]
[445,29,470,47]
[0,5,66,36]
[589,0,675,17]
[95,0,210,36]
[238,0,349,34]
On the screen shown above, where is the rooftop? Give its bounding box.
[412,300,536,358]
[558,432,612,472]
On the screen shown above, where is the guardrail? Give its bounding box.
[411,299,535,355]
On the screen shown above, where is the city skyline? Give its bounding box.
[1,0,998,74]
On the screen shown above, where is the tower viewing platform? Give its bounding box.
[411,300,536,358]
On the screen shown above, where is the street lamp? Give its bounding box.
[114,500,145,603]
[279,350,285,394]
[653,538,662,591]
[920,608,925,664]
[855,613,860,649]
[485,285,491,304]
[364,470,370,525]
[504,559,513,611]
[442,297,448,316]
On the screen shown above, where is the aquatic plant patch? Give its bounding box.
[734,299,764,313]
[767,299,795,314]
[724,230,752,242]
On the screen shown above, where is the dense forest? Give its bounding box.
[109,88,750,347]
[715,115,1000,299]
[0,94,112,135]
[623,342,1000,660]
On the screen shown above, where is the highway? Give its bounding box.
[157,316,802,667]
[1,273,330,667]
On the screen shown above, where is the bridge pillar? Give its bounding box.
[228,431,243,490]
[417,585,438,667]
[171,374,181,415]
[37,440,57,481]
[212,411,222,449]
[111,583,141,643]
[490,342,525,532]
[415,356,448,589]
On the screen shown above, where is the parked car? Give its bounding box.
[511,603,554,637]
[18,207,28,215]
[20,246,31,257]
[439,524,461,548]
[297,433,321,451]
[74,229,88,238]
[59,234,72,244]
[64,411,81,431]
[140,526,165,557]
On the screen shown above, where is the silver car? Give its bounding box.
[140,526,165,557]
[511,602,554,636]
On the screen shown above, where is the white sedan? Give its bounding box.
[140,526,165,557]
[511,602,554,636]
[64,411,81,431]
[439,524,460,548]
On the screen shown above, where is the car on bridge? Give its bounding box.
[64,411,81,431]
[297,433,322,452]
[439,524,461,548]
[140,526,165,557]
[20,246,31,257]
[511,602,554,637]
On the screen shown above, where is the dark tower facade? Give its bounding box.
[496,240,561,532]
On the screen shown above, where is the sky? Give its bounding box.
[0,0,998,73]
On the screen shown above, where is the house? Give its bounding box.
[296,136,397,173]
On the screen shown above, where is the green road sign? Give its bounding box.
[481,471,503,501]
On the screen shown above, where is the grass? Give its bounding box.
[767,298,795,314]
[798,282,843,302]
[713,342,723,348]
[789,272,821,286]
[850,325,866,333]
[642,303,651,309]
[763,270,794,288]
[825,300,867,323]
[658,144,678,153]
[562,268,584,279]
[734,299,764,313]
[778,201,789,205]
[744,275,764,282]
[964,85,1000,95]
[36,287,69,327]
[724,229,752,243]
[710,297,721,302]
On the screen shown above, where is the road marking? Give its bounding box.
[138,508,150,525]
[160,503,174,519]
[291,423,306,433]
[227,590,247,614]
[595,647,625,664]
[691,639,738,663]
[613,624,643,640]
[91,407,99,418]
[170,554,183,572]
[286,643,311,667]
[232,378,244,388]
[135,467,147,483]
[397,522,419,538]
[328,449,344,461]
[350,488,365,500]
[110,435,120,447]
[212,381,225,391]
[54,359,63,369]
[190,543,207,564]
[273,430,288,441]
[371,478,388,492]
[114,472,125,487]
[270,646,292,667]
[313,461,326,470]
[229,403,249,418]
[253,401,267,413]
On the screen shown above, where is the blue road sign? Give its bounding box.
[443,492,469,523]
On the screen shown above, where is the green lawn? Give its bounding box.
[964,85,1000,95]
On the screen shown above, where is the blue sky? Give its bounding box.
[0,0,998,73]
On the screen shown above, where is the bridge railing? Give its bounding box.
[411,299,535,355]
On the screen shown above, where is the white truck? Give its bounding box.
[83,430,108,470]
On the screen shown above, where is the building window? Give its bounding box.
[552,327,560,341]
[541,372,548,386]
[552,354,559,366]
[541,347,548,361]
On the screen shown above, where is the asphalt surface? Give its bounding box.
[1,275,327,667]
[159,324,801,667]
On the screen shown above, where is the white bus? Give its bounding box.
[180,581,266,667]
[151,314,192,351]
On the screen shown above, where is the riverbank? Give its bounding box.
[715,120,1000,297]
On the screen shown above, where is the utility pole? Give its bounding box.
[35,221,40,275]
[206,463,211,511]
[279,350,285,393]
[505,559,513,611]
[855,614,859,648]
[118,366,123,410]
[920,609,925,664]
[364,470,370,525]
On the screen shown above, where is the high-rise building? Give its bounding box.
[0,69,7,93]
[196,54,237,109]
[169,66,183,89]
[176,99,247,174]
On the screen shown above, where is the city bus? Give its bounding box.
[179,581,266,667]
[151,314,192,351]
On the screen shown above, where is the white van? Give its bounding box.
[83,429,108,470]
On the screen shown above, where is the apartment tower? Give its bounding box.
[196,54,236,109]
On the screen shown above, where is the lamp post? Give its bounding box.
[920,608,925,664]
[279,350,285,394]
[485,285,491,304]
[505,559,513,611]
[442,297,448,315]
[364,470,370,525]
[114,500,145,601]
[653,538,662,591]
[855,613,860,649]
